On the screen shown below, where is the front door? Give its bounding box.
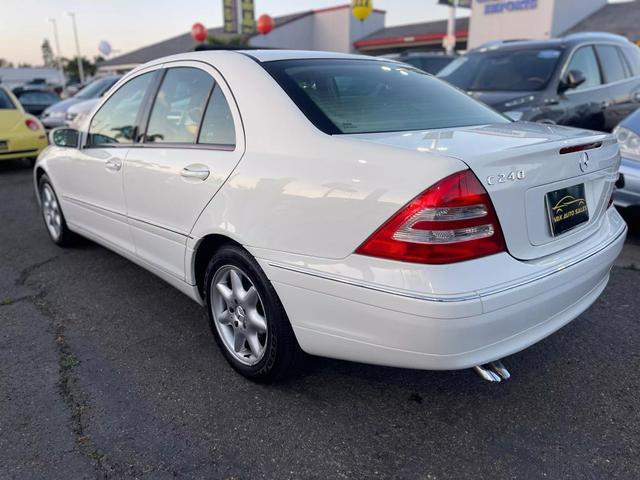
[561,45,610,131]
[123,63,244,280]
[58,70,158,252]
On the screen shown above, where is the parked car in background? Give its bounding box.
[41,75,121,129]
[36,50,626,383]
[613,108,640,208]
[438,32,640,131]
[0,85,47,165]
[12,87,60,116]
[64,98,99,129]
[386,52,456,74]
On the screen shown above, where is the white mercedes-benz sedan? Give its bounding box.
[35,50,627,383]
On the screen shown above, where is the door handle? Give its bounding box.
[181,164,210,181]
[633,91,640,103]
[601,100,611,109]
[105,158,122,171]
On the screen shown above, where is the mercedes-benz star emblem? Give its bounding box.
[579,152,590,172]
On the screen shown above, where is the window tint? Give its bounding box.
[403,57,453,74]
[88,72,154,146]
[198,85,236,146]
[75,77,119,100]
[264,59,508,135]
[437,49,562,91]
[622,45,640,76]
[145,68,213,144]
[595,45,627,83]
[566,46,601,90]
[17,91,58,105]
[0,88,15,109]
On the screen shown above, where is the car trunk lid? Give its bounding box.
[346,122,619,261]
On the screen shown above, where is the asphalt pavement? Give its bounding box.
[1,159,639,480]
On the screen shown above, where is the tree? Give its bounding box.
[42,39,55,68]
[17,63,33,68]
[0,58,14,68]
[62,56,98,81]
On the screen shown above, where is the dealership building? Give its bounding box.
[98,0,640,74]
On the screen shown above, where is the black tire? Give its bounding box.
[204,244,302,383]
[38,174,77,247]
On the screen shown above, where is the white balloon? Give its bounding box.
[98,40,112,56]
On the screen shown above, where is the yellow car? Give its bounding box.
[0,85,48,164]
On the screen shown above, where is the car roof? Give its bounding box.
[141,49,388,68]
[470,32,632,54]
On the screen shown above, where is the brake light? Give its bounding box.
[356,170,506,264]
[25,118,40,131]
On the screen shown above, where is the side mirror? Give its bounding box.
[559,69,586,93]
[50,127,80,148]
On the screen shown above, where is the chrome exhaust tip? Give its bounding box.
[473,360,511,382]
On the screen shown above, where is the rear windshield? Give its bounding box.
[438,48,564,92]
[262,59,508,135]
[0,88,15,109]
[75,77,118,99]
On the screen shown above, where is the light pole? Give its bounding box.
[48,18,66,86]
[445,0,458,55]
[67,12,85,83]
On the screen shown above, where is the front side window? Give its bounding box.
[145,68,213,144]
[87,72,154,146]
[0,88,15,109]
[437,48,563,92]
[198,85,236,146]
[566,46,602,91]
[264,59,507,135]
[595,45,627,83]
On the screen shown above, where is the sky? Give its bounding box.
[1,0,468,65]
[0,0,632,66]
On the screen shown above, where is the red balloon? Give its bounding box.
[256,14,274,35]
[191,22,207,43]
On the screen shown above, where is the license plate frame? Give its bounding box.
[545,183,589,236]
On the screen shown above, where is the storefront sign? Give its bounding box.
[223,0,238,33]
[476,0,538,14]
[223,0,255,34]
[241,0,256,35]
[438,0,472,7]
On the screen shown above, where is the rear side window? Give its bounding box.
[566,46,601,90]
[621,45,640,76]
[17,91,58,105]
[88,72,154,146]
[0,88,15,109]
[145,67,214,144]
[263,59,507,135]
[198,85,236,146]
[595,45,627,83]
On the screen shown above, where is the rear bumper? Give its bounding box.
[259,208,627,370]
[614,157,640,208]
[0,133,47,161]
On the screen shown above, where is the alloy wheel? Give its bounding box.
[210,265,268,366]
[41,184,62,241]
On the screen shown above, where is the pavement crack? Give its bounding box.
[31,290,118,479]
[16,255,59,286]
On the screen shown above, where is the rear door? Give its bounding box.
[123,62,244,280]
[594,44,640,130]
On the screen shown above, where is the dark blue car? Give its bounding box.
[614,108,640,208]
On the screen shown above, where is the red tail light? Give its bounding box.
[25,118,40,131]
[356,170,506,264]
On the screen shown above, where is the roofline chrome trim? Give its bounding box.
[268,222,626,303]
